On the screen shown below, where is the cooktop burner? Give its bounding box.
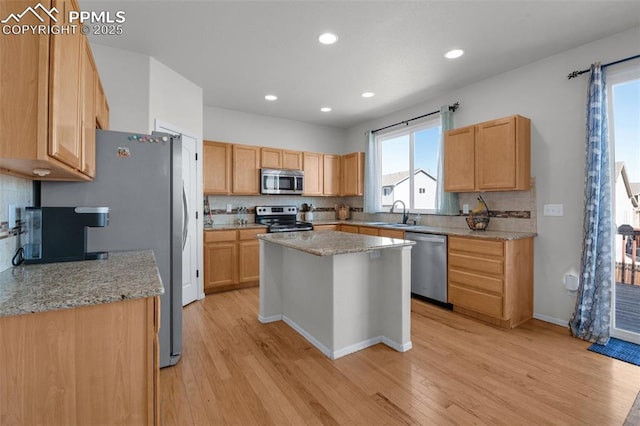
[255,205,314,233]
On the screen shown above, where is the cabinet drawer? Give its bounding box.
[378,228,405,239]
[358,226,379,236]
[204,230,237,243]
[449,253,503,276]
[340,225,359,234]
[449,284,503,318]
[449,269,504,294]
[449,237,503,257]
[313,225,338,231]
[238,228,264,240]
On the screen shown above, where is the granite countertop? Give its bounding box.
[0,250,164,318]
[257,230,415,256]
[311,220,536,241]
[204,223,267,231]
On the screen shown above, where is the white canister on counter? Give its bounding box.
[305,211,313,222]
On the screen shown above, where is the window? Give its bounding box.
[376,118,441,212]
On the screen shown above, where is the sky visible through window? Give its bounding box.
[613,79,640,182]
[380,126,441,177]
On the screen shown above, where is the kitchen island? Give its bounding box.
[0,251,163,426]
[257,230,415,359]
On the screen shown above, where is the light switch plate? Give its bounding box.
[543,204,564,216]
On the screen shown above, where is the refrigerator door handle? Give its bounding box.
[182,182,188,250]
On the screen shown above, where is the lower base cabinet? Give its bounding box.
[204,228,262,294]
[448,236,534,328]
[0,297,159,425]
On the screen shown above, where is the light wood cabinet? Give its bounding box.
[232,144,261,194]
[0,0,106,181]
[0,297,159,425]
[238,229,261,283]
[323,154,341,196]
[282,150,303,170]
[261,147,282,169]
[341,152,365,196]
[95,77,110,130]
[358,226,379,236]
[336,224,405,239]
[313,224,338,231]
[204,228,262,294]
[339,224,359,234]
[444,115,531,192]
[80,38,96,178]
[378,228,405,239]
[447,236,533,328]
[303,152,324,195]
[260,148,303,170]
[203,141,232,194]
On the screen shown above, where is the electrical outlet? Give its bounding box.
[226,203,232,213]
[462,204,469,214]
[543,204,564,216]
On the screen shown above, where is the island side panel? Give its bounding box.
[281,248,334,356]
[259,240,284,322]
[378,246,413,351]
[332,251,382,358]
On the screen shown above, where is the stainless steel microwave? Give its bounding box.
[260,168,304,195]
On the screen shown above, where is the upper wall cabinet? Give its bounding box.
[323,154,341,196]
[303,152,323,196]
[232,144,261,195]
[341,152,364,196]
[0,0,108,181]
[261,148,303,170]
[203,141,232,194]
[444,115,531,192]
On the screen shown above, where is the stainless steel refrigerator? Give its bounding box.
[41,130,182,367]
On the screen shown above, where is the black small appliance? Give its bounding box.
[22,206,110,264]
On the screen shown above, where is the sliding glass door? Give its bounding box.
[608,61,640,344]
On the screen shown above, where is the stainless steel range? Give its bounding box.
[255,206,313,233]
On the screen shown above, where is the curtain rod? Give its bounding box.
[371,102,459,134]
[567,54,640,79]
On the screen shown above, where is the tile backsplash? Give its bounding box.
[205,179,536,233]
[0,174,33,272]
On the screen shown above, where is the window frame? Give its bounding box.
[374,117,441,213]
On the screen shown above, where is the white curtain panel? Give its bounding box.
[435,105,459,215]
[363,130,381,213]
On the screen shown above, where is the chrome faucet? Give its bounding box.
[390,200,409,224]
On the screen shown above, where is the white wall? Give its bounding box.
[346,26,640,326]
[149,58,203,139]
[91,44,150,134]
[204,106,347,154]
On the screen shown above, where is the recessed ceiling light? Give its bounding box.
[445,49,464,59]
[318,33,338,45]
[320,107,332,112]
[361,92,375,98]
[265,94,278,101]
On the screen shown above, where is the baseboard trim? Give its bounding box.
[382,337,412,353]
[258,314,282,324]
[282,315,332,358]
[533,313,569,327]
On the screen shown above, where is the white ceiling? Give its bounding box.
[84,1,640,129]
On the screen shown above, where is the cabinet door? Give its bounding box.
[313,225,338,231]
[48,0,83,170]
[261,148,282,169]
[80,39,96,178]
[443,125,475,192]
[341,152,364,196]
[303,152,323,195]
[204,243,237,292]
[95,77,109,130]
[238,241,260,283]
[204,141,232,194]
[282,150,303,170]
[378,228,404,239]
[476,116,517,190]
[232,144,260,194]
[323,154,341,196]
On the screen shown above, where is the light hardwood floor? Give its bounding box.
[161,288,640,425]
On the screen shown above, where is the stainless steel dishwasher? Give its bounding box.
[405,232,450,306]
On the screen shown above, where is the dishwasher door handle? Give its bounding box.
[406,233,446,244]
